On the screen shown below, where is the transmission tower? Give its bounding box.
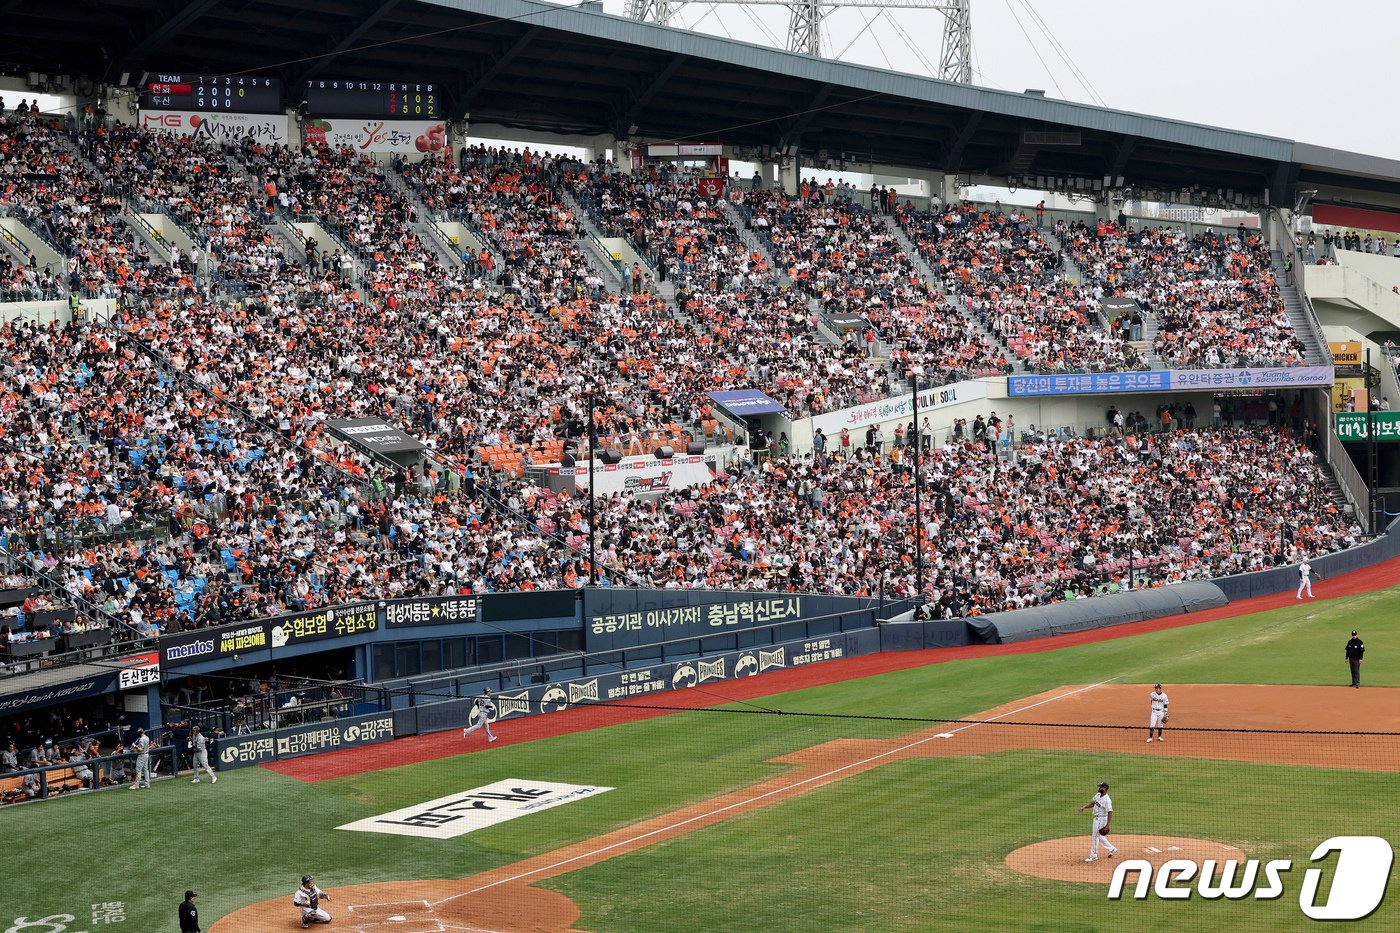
[625,0,973,83]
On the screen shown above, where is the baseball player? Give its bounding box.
[1147,683,1169,742]
[293,874,331,927]
[1296,558,1318,599]
[1078,781,1118,862]
[462,688,498,743]
[188,726,217,784]
[130,728,152,790]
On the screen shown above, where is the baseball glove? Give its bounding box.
[1099,828,1111,836]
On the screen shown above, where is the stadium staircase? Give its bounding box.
[381,169,465,271]
[720,201,794,288]
[878,212,1022,373]
[1270,252,1331,366]
[554,190,624,285]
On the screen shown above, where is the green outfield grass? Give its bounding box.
[6,584,1399,932]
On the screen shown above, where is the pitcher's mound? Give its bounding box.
[1006,835,1246,883]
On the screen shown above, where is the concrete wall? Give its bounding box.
[0,217,63,271]
[140,212,197,253]
[433,221,486,258]
[788,378,1231,454]
[1308,263,1400,335]
[0,297,113,324]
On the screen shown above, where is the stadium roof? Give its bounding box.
[11,0,1400,208]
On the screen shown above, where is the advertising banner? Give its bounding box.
[337,780,614,839]
[809,379,988,439]
[140,109,288,144]
[1329,341,1363,367]
[554,454,717,496]
[1332,378,1369,414]
[217,711,395,770]
[268,602,378,649]
[325,417,426,456]
[587,594,804,648]
[1008,366,1334,397]
[115,651,161,692]
[707,389,787,415]
[303,117,447,153]
[1335,412,1400,441]
[161,620,270,669]
[0,671,117,717]
[384,594,482,629]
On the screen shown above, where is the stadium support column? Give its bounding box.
[939,174,961,208]
[763,161,780,190]
[780,159,799,196]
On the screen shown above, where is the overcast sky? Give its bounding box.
[588,0,1396,161]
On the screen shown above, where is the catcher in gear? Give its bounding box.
[1079,781,1118,862]
[294,874,331,927]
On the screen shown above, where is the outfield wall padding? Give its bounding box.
[392,627,883,738]
[879,620,973,650]
[1212,517,1400,601]
[966,582,1229,645]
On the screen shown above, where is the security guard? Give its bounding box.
[1345,630,1365,688]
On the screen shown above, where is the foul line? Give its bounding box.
[435,679,1113,905]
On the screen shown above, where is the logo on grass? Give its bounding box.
[1108,836,1392,921]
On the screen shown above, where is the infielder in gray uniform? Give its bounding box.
[462,688,497,743]
[130,728,152,790]
[189,726,217,784]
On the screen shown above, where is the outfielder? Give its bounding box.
[130,728,152,790]
[1147,683,1169,742]
[188,726,217,784]
[1078,781,1118,862]
[1296,558,1318,599]
[462,688,497,743]
[293,874,331,927]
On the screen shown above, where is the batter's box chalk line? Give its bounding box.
[347,900,431,913]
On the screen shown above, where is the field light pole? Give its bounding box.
[587,391,598,587]
[912,374,924,603]
[1365,349,1379,533]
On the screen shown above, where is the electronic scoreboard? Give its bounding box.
[141,73,283,114]
[303,79,439,118]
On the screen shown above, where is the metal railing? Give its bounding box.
[0,745,177,803]
[171,679,376,738]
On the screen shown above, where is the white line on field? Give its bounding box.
[432,679,1114,906]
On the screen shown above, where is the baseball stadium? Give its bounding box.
[3,1,1400,930]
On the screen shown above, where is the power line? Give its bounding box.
[1014,0,1106,107]
[1000,0,1065,99]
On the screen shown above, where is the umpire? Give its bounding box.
[1346,630,1366,688]
[178,890,199,932]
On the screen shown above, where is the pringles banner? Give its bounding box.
[304,118,447,153]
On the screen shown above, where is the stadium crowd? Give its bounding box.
[742,188,1009,382]
[897,202,1147,373]
[1064,220,1306,368]
[0,116,1358,652]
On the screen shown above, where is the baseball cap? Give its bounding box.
[185,891,197,899]
[1098,781,1109,789]
[1352,630,1358,636]
[1154,682,1161,689]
